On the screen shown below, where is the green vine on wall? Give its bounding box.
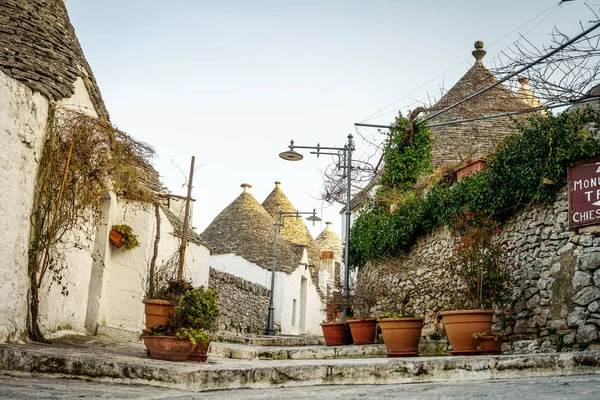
[349,107,600,270]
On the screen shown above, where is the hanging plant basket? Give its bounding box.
[109,228,124,248]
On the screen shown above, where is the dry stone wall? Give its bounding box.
[208,268,270,335]
[366,187,600,353]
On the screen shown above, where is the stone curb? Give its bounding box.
[209,342,388,360]
[1,344,600,392]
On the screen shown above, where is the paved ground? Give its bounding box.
[1,373,599,399]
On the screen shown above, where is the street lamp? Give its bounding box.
[266,204,321,336]
[279,134,354,322]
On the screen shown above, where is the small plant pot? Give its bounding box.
[440,310,494,355]
[477,335,504,355]
[188,341,210,362]
[378,317,424,357]
[346,318,377,345]
[142,299,174,329]
[143,336,195,361]
[109,228,123,248]
[321,322,346,346]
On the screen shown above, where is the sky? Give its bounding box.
[66,0,596,239]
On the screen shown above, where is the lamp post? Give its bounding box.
[279,134,354,322]
[266,204,321,336]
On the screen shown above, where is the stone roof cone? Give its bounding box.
[427,41,534,168]
[516,77,544,110]
[315,222,342,263]
[262,181,321,264]
[0,0,109,120]
[202,184,303,273]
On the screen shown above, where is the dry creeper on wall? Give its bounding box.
[27,106,156,342]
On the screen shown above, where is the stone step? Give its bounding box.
[209,338,450,359]
[211,332,325,347]
[209,342,387,360]
[2,339,600,393]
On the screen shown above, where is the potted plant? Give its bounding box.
[109,224,140,250]
[472,330,506,355]
[142,278,192,329]
[172,286,220,362]
[142,286,219,362]
[439,211,512,355]
[320,288,346,346]
[346,268,379,345]
[375,260,426,357]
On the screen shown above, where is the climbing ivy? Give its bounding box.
[349,107,600,270]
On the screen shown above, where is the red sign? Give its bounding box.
[568,157,600,229]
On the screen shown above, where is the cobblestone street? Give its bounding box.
[1,373,600,400]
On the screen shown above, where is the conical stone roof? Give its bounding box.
[262,181,321,265]
[315,222,342,263]
[427,41,533,168]
[0,0,108,120]
[202,184,303,273]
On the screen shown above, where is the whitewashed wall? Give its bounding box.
[0,71,49,342]
[98,200,211,339]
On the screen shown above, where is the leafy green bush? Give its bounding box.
[173,286,220,331]
[350,107,600,269]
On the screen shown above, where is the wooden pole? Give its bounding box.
[177,156,195,281]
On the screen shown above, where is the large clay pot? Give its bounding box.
[142,299,174,329]
[440,310,494,355]
[346,318,377,345]
[188,341,210,362]
[142,336,195,361]
[378,317,424,357]
[321,322,346,346]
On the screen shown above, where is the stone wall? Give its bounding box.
[364,187,600,353]
[209,268,270,335]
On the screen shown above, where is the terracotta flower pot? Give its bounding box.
[477,335,504,355]
[188,341,210,362]
[142,299,174,329]
[378,317,424,357]
[321,322,346,346]
[346,318,377,345]
[440,310,494,355]
[109,228,123,248]
[143,336,195,361]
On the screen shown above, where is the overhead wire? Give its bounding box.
[358,2,562,124]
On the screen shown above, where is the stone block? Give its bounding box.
[568,307,589,327]
[578,252,600,271]
[572,271,592,290]
[547,319,568,330]
[588,301,600,313]
[594,269,600,287]
[579,234,594,246]
[579,225,600,234]
[557,242,575,255]
[576,324,599,343]
[573,287,600,306]
[526,294,541,309]
[562,332,576,345]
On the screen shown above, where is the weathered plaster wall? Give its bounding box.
[99,200,211,337]
[209,268,270,334]
[0,71,49,342]
[364,187,600,353]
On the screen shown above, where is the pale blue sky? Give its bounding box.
[67,0,594,238]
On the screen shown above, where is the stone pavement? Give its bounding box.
[2,374,600,399]
[1,334,600,392]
